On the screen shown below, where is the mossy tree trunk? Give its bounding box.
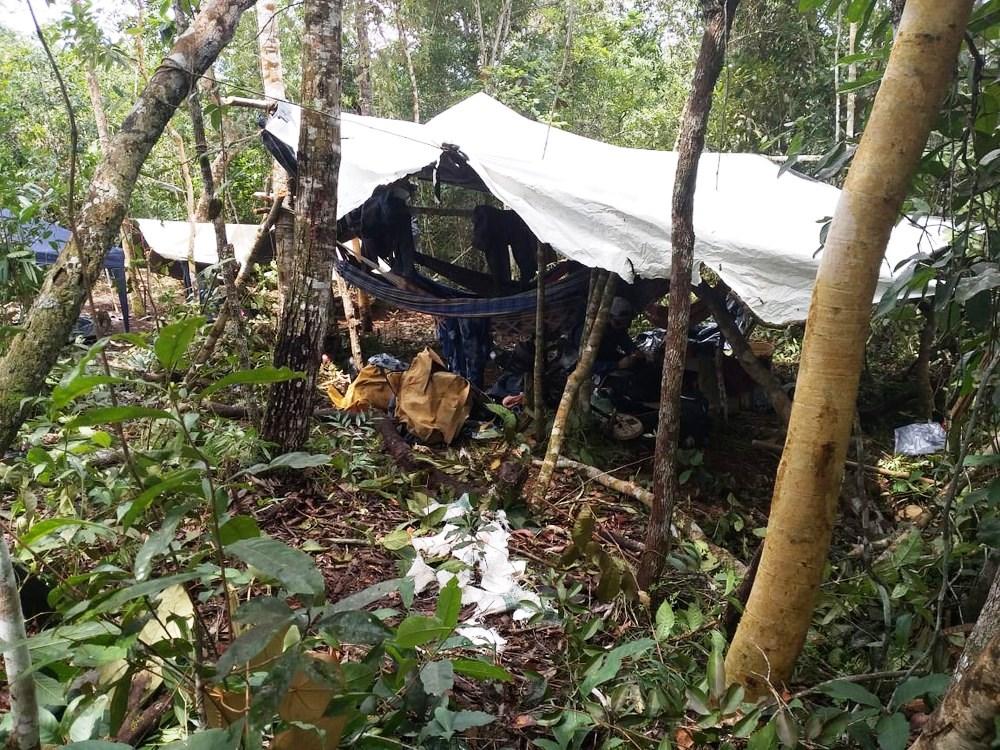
[637,0,740,590]
[0,0,255,456]
[262,0,343,451]
[725,0,974,696]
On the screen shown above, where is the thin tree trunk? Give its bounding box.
[0,536,40,750]
[846,21,858,138]
[725,0,973,696]
[533,241,546,442]
[335,270,364,368]
[394,0,421,123]
[354,0,373,116]
[531,271,616,505]
[695,279,792,424]
[637,0,740,591]
[172,130,201,297]
[834,7,841,141]
[256,0,294,302]
[915,301,936,420]
[351,238,372,332]
[0,0,254,456]
[262,0,343,451]
[911,632,1000,750]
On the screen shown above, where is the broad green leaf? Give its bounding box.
[379,529,412,551]
[579,638,654,696]
[93,572,203,614]
[419,659,455,695]
[321,610,392,645]
[876,712,910,750]
[748,720,778,750]
[450,710,495,732]
[654,601,675,641]
[243,452,332,475]
[394,615,452,648]
[227,537,325,597]
[775,709,800,748]
[708,630,726,701]
[67,406,177,429]
[121,470,199,529]
[63,742,133,750]
[218,515,260,545]
[819,679,883,708]
[890,673,949,710]
[436,578,461,628]
[215,616,294,677]
[154,316,204,372]
[21,517,114,547]
[686,686,712,716]
[199,366,302,399]
[162,723,243,750]
[322,578,403,615]
[134,508,185,581]
[571,504,596,548]
[51,374,124,412]
[452,657,513,682]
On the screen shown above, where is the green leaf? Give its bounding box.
[708,630,726,701]
[322,578,403,615]
[452,657,513,682]
[154,316,204,371]
[748,720,778,750]
[436,578,461,628]
[93,572,203,614]
[227,537,325,597]
[134,508,185,581]
[394,615,452,648]
[450,710,495,732]
[798,0,825,10]
[419,660,455,695]
[218,515,260,545]
[162,724,243,750]
[654,601,675,641]
[121,469,199,529]
[63,743,134,750]
[775,709,800,748]
[686,686,712,716]
[572,504,596,548]
[243,452,332,475]
[67,405,177,429]
[51,374,124,413]
[579,638,655,696]
[199,366,302,399]
[819,679,883,708]
[321,610,392,645]
[890,673,949,710]
[379,529,412,551]
[20,518,114,547]
[876,712,910,750]
[215,616,294,677]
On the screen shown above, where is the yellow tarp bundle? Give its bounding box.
[327,347,471,445]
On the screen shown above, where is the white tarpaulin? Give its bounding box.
[134,219,263,268]
[265,93,949,324]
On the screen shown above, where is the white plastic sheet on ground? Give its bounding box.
[266,93,950,325]
[134,218,263,268]
[403,496,543,652]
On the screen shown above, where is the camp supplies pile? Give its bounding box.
[328,348,471,445]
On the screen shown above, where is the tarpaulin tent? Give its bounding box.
[1,210,131,331]
[133,218,270,293]
[264,93,949,325]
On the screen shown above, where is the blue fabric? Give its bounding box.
[2,210,130,331]
[437,317,491,387]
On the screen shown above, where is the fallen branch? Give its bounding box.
[374,414,480,497]
[537,456,746,574]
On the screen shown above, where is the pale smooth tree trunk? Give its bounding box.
[352,0,374,331]
[725,0,973,696]
[637,0,739,590]
[1,537,40,750]
[394,0,421,123]
[262,0,342,450]
[846,21,858,138]
[256,0,294,301]
[0,0,255,456]
[531,271,616,505]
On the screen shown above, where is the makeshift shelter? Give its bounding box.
[263,93,949,325]
[1,210,131,331]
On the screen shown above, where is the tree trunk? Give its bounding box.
[952,565,1000,688]
[533,241,546,442]
[725,0,973,697]
[846,21,858,138]
[256,0,294,301]
[262,0,342,451]
[695,279,792,424]
[0,536,40,750]
[637,0,740,591]
[911,632,1000,750]
[0,0,255,456]
[354,0,373,116]
[394,0,421,123]
[531,271,616,505]
[172,129,201,297]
